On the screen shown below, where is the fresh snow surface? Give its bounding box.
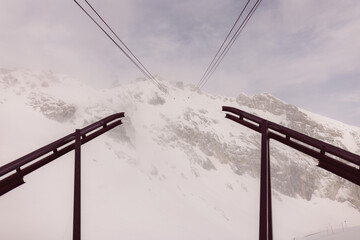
[296,225,360,240]
[0,68,360,240]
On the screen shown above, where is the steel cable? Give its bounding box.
[74,0,167,93]
[82,0,162,87]
[197,0,262,91]
[196,0,251,89]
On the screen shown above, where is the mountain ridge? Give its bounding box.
[1,68,360,239]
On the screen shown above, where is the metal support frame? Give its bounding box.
[0,112,125,240]
[73,129,81,240]
[222,106,360,240]
[0,112,124,196]
[259,120,272,240]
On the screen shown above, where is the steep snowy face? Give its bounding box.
[1,68,360,240]
[236,93,360,203]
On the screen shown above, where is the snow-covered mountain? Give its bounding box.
[0,68,360,240]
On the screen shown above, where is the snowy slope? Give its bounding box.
[297,225,360,240]
[0,68,360,240]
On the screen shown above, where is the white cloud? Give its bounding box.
[338,92,360,103]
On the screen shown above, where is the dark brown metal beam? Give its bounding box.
[259,120,273,240]
[222,106,360,240]
[223,106,360,185]
[73,129,81,240]
[0,112,125,196]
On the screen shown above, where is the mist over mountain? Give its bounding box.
[1,68,360,239]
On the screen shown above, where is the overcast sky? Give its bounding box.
[1,0,360,126]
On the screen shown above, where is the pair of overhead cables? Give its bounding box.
[195,0,263,91]
[74,0,167,93]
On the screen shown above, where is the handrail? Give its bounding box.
[223,106,360,240]
[222,106,360,185]
[0,112,125,196]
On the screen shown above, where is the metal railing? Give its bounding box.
[0,112,125,240]
[223,106,360,240]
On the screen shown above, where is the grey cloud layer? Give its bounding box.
[1,0,360,126]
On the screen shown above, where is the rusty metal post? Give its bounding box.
[259,120,273,240]
[73,129,81,240]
